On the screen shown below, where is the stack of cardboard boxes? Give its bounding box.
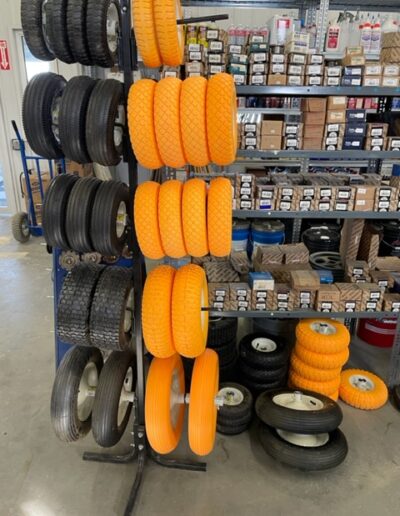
[303,97,327,150]
[260,119,283,151]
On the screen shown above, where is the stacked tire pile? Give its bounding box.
[289,319,351,401]
[256,389,348,471]
[22,0,121,67]
[52,263,136,447]
[42,175,129,257]
[23,74,125,166]
[216,383,253,436]
[207,318,238,382]
[238,333,290,394]
[135,177,232,259]
[128,74,238,168]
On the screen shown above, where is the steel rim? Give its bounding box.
[350,374,375,392]
[21,217,30,237]
[251,337,277,353]
[114,103,125,150]
[124,288,134,333]
[116,201,127,239]
[59,251,80,271]
[117,367,134,426]
[170,367,183,429]
[277,429,329,448]
[310,321,337,336]
[218,387,244,406]
[107,3,119,54]
[82,252,102,264]
[51,94,62,143]
[273,391,324,411]
[77,362,98,422]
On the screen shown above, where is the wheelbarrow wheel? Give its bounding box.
[11,212,30,243]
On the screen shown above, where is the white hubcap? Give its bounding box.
[218,387,244,406]
[277,429,329,447]
[77,362,98,422]
[252,337,277,353]
[107,3,119,53]
[273,391,324,411]
[350,375,375,391]
[116,201,127,239]
[114,104,125,148]
[118,367,134,426]
[310,321,337,336]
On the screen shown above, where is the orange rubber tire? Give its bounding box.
[295,343,350,370]
[290,352,342,382]
[172,264,209,358]
[208,177,232,257]
[296,319,350,354]
[206,73,238,166]
[145,354,185,454]
[128,80,163,170]
[189,349,219,456]
[182,178,208,257]
[158,180,187,258]
[180,77,210,166]
[134,181,165,259]
[329,391,339,402]
[339,369,388,410]
[132,0,162,68]
[153,0,185,66]
[289,371,341,397]
[142,266,176,358]
[154,78,186,168]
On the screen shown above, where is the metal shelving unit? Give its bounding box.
[237,86,400,96]
[238,108,301,115]
[233,210,400,219]
[210,310,398,319]
[237,150,400,159]
[182,0,400,11]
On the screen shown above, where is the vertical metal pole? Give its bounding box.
[315,0,330,52]
[388,315,400,388]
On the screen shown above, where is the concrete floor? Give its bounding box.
[1,213,400,516]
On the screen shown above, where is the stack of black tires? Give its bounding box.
[216,383,253,436]
[207,318,238,381]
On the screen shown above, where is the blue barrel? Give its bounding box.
[232,219,250,252]
[250,220,285,256]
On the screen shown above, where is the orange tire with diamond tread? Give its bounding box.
[181,77,210,166]
[339,369,388,410]
[158,180,187,258]
[134,181,165,259]
[154,0,185,66]
[208,177,232,257]
[290,352,342,382]
[142,266,176,358]
[154,78,186,168]
[172,264,208,358]
[145,354,185,454]
[132,0,162,68]
[289,370,341,397]
[189,349,219,456]
[128,80,163,170]
[206,73,238,166]
[295,343,350,370]
[182,178,208,257]
[296,319,350,354]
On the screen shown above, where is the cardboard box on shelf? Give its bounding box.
[267,74,287,85]
[249,272,275,291]
[341,76,362,87]
[302,98,327,112]
[284,123,303,137]
[270,53,286,64]
[306,76,323,86]
[388,137,400,151]
[324,76,341,86]
[208,282,230,311]
[281,242,310,264]
[287,64,305,75]
[302,138,323,150]
[290,270,320,290]
[249,62,268,74]
[268,283,294,311]
[382,76,400,87]
[376,257,400,272]
[304,124,325,139]
[284,137,302,150]
[287,75,305,86]
[250,74,267,85]
[383,293,400,312]
[325,66,342,77]
[358,283,385,311]
[289,53,307,64]
[327,96,347,110]
[305,64,324,76]
[336,283,362,312]
[308,54,324,64]
[292,289,317,310]
[316,284,341,313]
[261,120,283,136]
[354,199,375,211]
[365,137,387,151]
[382,47,400,64]
[260,135,282,150]
[326,110,346,124]
[370,271,395,290]
[355,185,376,201]
[254,245,284,269]
[342,54,366,66]
[383,64,400,76]
[304,112,326,125]
[340,219,365,263]
[368,123,389,138]
[270,62,287,74]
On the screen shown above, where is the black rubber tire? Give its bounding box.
[47,0,75,63]
[91,180,129,256]
[252,317,298,347]
[51,346,103,442]
[218,382,253,421]
[90,267,134,351]
[86,80,124,166]
[239,333,290,369]
[211,338,237,365]
[220,355,238,382]
[239,360,288,383]
[11,212,30,243]
[208,317,238,347]
[65,177,102,253]
[67,0,93,65]
[217,421,250,436]
[240,375,286,393]
[22,72,66,159]
[255,389,343,434]
[92,350,137,447]
[59,76,97,163]
[258,423,348,471]
[21,0,54,61]
[86,0,120,67]
[42,174,79,249]
[57,263,105,346]
[393,385,400,410]
[218,411,252,428]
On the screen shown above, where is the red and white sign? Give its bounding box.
[0,40,10,71]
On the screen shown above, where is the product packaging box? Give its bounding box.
[281,243,309,264]
[358,283,385,312]
[357,225,382,269]
[262,120,283,136]
[316,284,341,313]
[287,75,305,86]
[326,110,346,124]
[383,293,400,312]
[336,283,362,312]
[268,283,294,311]
[302,138,323,150]
[368,123,389,138]
[327,96,347,110]
[370,271,395,290]
[340,219,365,263]
[292,289,317,310]
[290,270,320,290]
[267,74,287,85]
[260,135,282,150]
[229,282,251,311]
[302,98,327,112]
[306,75,323,86]
[208,283,230,311]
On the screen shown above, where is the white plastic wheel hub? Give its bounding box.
[251,337,277,353]
[118,367,134,426]
[124,288,134,333]
[277,429,329,448]
[51,95,62,142]
[218,387,244,406]
[77,362,98,422]
[107,3,119,53]
[350,374,375,391]
[116,201,127,239]
[310,321,337,336]
[273,391,324,411]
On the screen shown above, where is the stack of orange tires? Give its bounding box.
[289,319,351,401]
